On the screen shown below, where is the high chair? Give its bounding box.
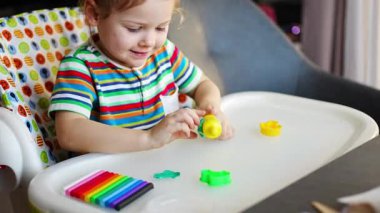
[0,7,90,212]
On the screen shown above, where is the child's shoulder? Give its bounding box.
[64,42,97,60]
[161,39,177,55]
[163,39,175,50]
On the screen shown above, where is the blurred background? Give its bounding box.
[0,0,379,90]
[254,0,380,91]
[0,0,77,16]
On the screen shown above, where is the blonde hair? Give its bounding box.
[79,0,181,18]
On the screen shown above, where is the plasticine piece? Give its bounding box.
[200,169,231,187]
[260,120,282,136]
[198,114,222,139]
[114,183,154,210]
[64,170,153,211]
[153,170,180,179]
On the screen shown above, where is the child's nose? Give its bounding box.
[139,31,155,47]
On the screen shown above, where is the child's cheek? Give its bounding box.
[157,35,168,48]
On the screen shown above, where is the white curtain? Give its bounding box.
[345,0,380,89]
[301,0,345,76]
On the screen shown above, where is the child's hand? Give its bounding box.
[147,108,206,148]
[203,105,234,140]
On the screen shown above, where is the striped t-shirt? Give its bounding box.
[48,39,202,130]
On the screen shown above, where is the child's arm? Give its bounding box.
[190,75,234,140]
[55,108,205,153]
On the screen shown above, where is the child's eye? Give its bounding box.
[126,27,141,32]
[156,27,167,32]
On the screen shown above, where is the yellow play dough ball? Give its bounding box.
[202,115,222,139]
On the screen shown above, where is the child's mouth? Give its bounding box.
[130,50,149,58]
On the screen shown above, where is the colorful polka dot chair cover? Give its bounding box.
[0,7,90,166]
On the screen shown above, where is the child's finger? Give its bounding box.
[189,130,198,139]
[205,105,216,114]
[193,108,206,116]
[181,122,191,138]
[174,122,192,138]
[220,122,234,140]
[191,109,206,125]
[180,112,197,129]
[178,108,205,126]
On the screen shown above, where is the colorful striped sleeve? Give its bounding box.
[165,40,203,94]
[48,51,96,119]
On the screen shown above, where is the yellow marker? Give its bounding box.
[260,120,282,136]
[200,114,222,139]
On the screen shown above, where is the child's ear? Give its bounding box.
[84,0,100,26]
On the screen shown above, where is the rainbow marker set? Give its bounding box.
[64,170,154,211]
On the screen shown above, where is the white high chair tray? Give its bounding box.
[29,92,379,212]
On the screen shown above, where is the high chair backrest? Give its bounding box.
[0,7,90,167]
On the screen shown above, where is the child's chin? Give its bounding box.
[121,60,144,68]
[131,63,145,68]
[130,60,147,68]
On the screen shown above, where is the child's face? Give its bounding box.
[94,0,175,68]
